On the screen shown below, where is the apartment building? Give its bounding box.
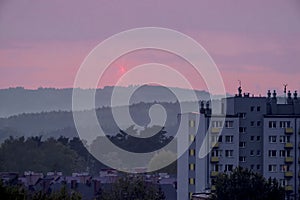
[177,88,300,200]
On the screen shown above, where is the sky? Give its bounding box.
[0,0,300,95]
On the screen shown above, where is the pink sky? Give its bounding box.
[0,0,300,95]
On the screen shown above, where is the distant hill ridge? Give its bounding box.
[0,85,213,117]
[0,85,288,142]
[0,101,197,143]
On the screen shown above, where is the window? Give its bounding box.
[280,179,287,187]
[257,106,261,112]
[250,136,255,141]
[250,106,255,112]
[189,163,195,171]
[280,121,291,128]
[269,121,277,128]
[213,164,222,172]
[256,136,261,141]
[225,120,234,128]
[239,142,246,148]
[211,135,218,143]
[218,136,222,142]
[268,150,277,157]
[251,165,254,170]
[279,136,290,143]
[225,150,233,157]
[286,150,291,157]
[189,178,195,185]
[269,136,277,143]
[239,127,246,133]
[239,113,246,119]
[280,165,289,172]
[279,136,285,143]
[279,150,286,157]
[239,156,246,162]
[268,165,277,172]
[212,120,223,128]
[257,150,261,156]
[212,150,222,157]
[189,120,195,127]
[257,121,261,127]
[250,121,255,127]
[218,150,223,157]
[225,164,233,172]
[250,150,254,156]
[257,165,260,170]
[225,136,233,143]
[189,134,195,142]
[189,149,195,156]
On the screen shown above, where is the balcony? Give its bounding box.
[211,157,219,163]
[212,142,219,148]
[285,157,293,163]
[284,143,293,149]
[285,171,293,178]
[285,185,293,192]
[211,171,219,178]
[211,128,220,133]
[211,185,216,191]
[285,128,293,134]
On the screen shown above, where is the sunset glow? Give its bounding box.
[0,0,299,94]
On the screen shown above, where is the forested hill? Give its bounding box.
[0,85,211,117]
[0,101,202,143]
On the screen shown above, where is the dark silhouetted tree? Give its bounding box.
[97,175,166,200]
[211,167,285,200]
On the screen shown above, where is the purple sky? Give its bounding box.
[0,0,300,95]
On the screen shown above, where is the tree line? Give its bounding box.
[212,167,285,200]
[0,174,166,200]
[0,126,176,175]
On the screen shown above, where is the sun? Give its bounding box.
[119,66,126,75]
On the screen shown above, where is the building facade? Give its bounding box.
[178,89,300,200]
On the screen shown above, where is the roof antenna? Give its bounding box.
[283,84,288,104]
[238,80,242,97]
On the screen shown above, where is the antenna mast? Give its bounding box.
[237,80,242,97]
[283,84,288,104]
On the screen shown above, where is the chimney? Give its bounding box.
[205,101,211,115]
[266,90,274,114]
[206,101,209,109]
[272,90,277,99]
[267,90,271,98]
[200,101,205,114]
[244,93,250,97]
[293,91,300,114]
[269,90,278,114]
[287,90,293,104]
